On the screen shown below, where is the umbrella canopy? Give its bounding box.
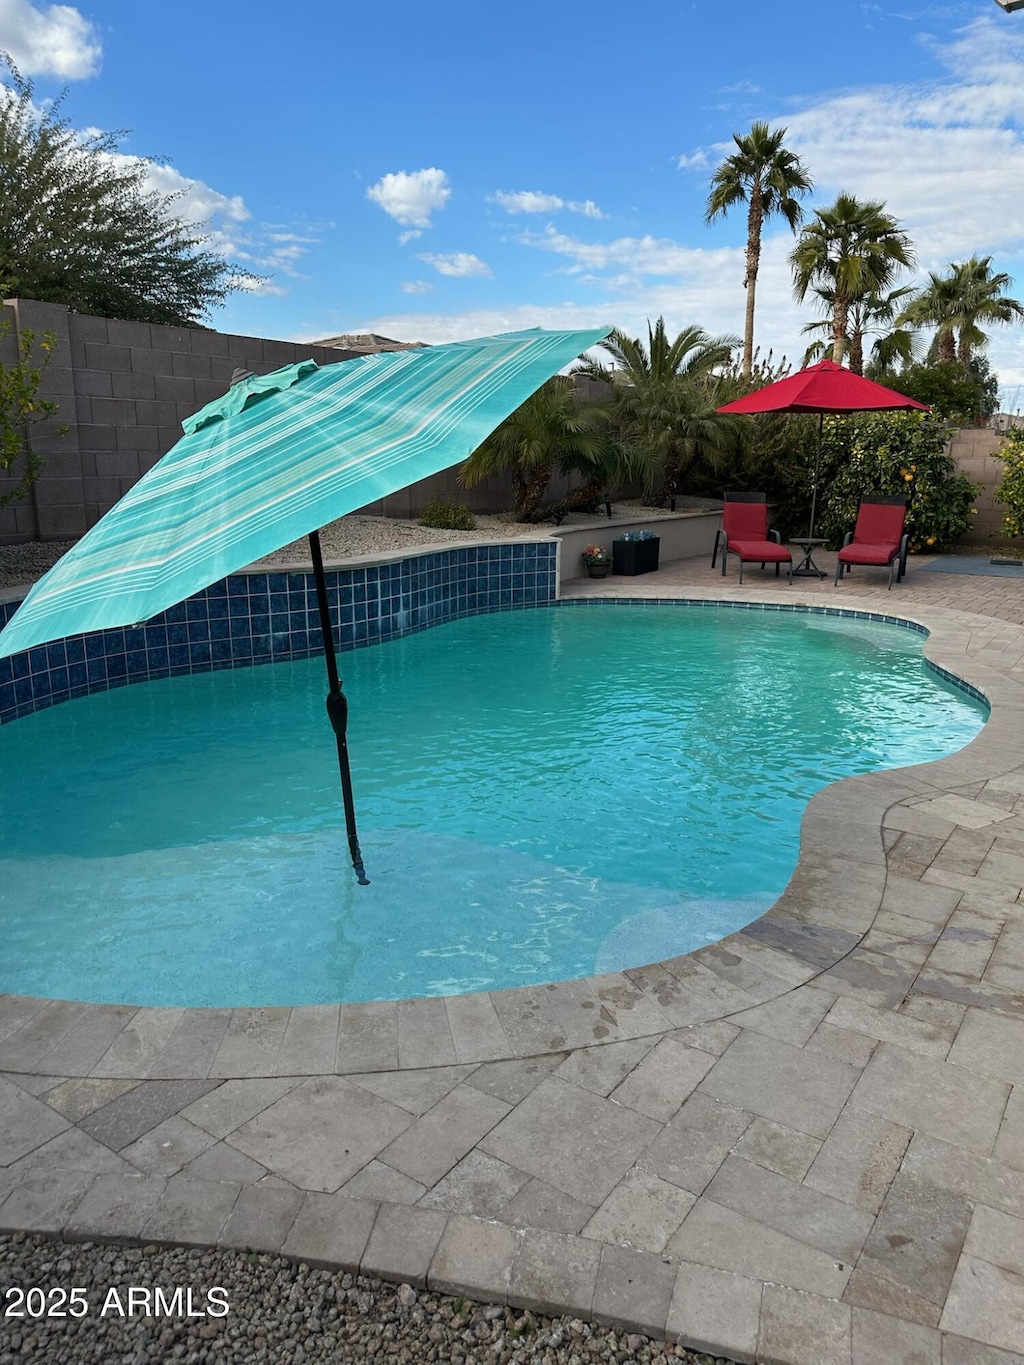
[0,326,609,659]
[716,358,928,415]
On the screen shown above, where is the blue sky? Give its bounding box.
[2,0,1023,408]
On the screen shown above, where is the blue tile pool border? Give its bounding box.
[0,542,559,725]
[0,561,989,724]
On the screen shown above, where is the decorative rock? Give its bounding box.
[1,1232,738,1362]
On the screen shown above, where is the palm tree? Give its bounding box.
[801,284,916,375]
[705,122,813,380]
[460,376,606,522]
[897,269,960,363]
[590,318,739,501]
[952,258,1023,364]
[790,194,915,367]
[898,257,1023,368]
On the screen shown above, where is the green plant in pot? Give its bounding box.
[582,543,611,577]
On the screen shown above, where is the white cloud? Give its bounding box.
[226,275,288,298]
[0,0,100,78]
[721,79,762,96]
[401,279,433,294]
[313,17,1024,410]
[315,303,615,348]
[366,167,451,229]
[492,189,605,218]
[518,224,741,284]
[754,17,1024,266]
[417,252,493,278]
[138,161,251,227]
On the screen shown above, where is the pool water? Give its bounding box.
[0,604,985,1007]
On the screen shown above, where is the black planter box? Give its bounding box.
[613,536,660,575]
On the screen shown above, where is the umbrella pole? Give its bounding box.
[807,413,824,540]
[308,530,370,885]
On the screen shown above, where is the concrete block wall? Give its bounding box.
[948,427,1014,544]
[0,299,359,543]
[0,299,579,543]
[357,466,578,520]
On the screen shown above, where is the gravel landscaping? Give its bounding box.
[0,501,716,591]
[0,1234,734,1365]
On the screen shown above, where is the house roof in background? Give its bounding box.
[312,333,427,354]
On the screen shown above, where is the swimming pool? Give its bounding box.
[0,602,985,1007]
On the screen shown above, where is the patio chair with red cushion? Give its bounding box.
[834,495,909,590]
[711,492,792,584]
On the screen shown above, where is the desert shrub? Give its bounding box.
[815,412,977,552]
[995,428,1024,539]
[418,498,476,531]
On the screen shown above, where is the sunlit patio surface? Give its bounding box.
[2,549,1024,1364]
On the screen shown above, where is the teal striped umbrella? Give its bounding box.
[0,326,610,880]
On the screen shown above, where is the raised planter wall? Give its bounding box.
[553,510,721,582]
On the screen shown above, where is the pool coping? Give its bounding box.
[3,578,1024,1362]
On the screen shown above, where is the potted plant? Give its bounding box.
[582,544,611,578]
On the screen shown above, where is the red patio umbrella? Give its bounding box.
[717,359,928,548]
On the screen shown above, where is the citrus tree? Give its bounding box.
[994,427,1024,540]
[814,411,977,552]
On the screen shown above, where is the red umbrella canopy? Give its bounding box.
[716,359,929,414]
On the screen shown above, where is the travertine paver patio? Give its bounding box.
[3,549,1024,1364]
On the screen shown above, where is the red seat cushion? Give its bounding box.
[723,503,768,538]
[853,504,905,544]
[837,541,900,565]
[728,538,791,562]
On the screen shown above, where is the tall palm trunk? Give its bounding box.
[831,292,850,366]
[938,331,956,364]
[545,475,606,522]
[848,324,864,376]
[512,464,553,521]
[742,191,763,381]
[956,330,972,367]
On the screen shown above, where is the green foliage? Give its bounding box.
[0,55,260,325]
[418,497,476,531]
[814,412,977,552]
[866,359,999,425]
[686,351,820,538]
[462,375,607,521]
[994,428,1024,539]
[898,256,1023,367]
[790,194,914,366]
[583,318,740,502]
[0,320,64,508]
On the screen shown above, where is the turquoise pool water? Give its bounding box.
[0,604,985,1007]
